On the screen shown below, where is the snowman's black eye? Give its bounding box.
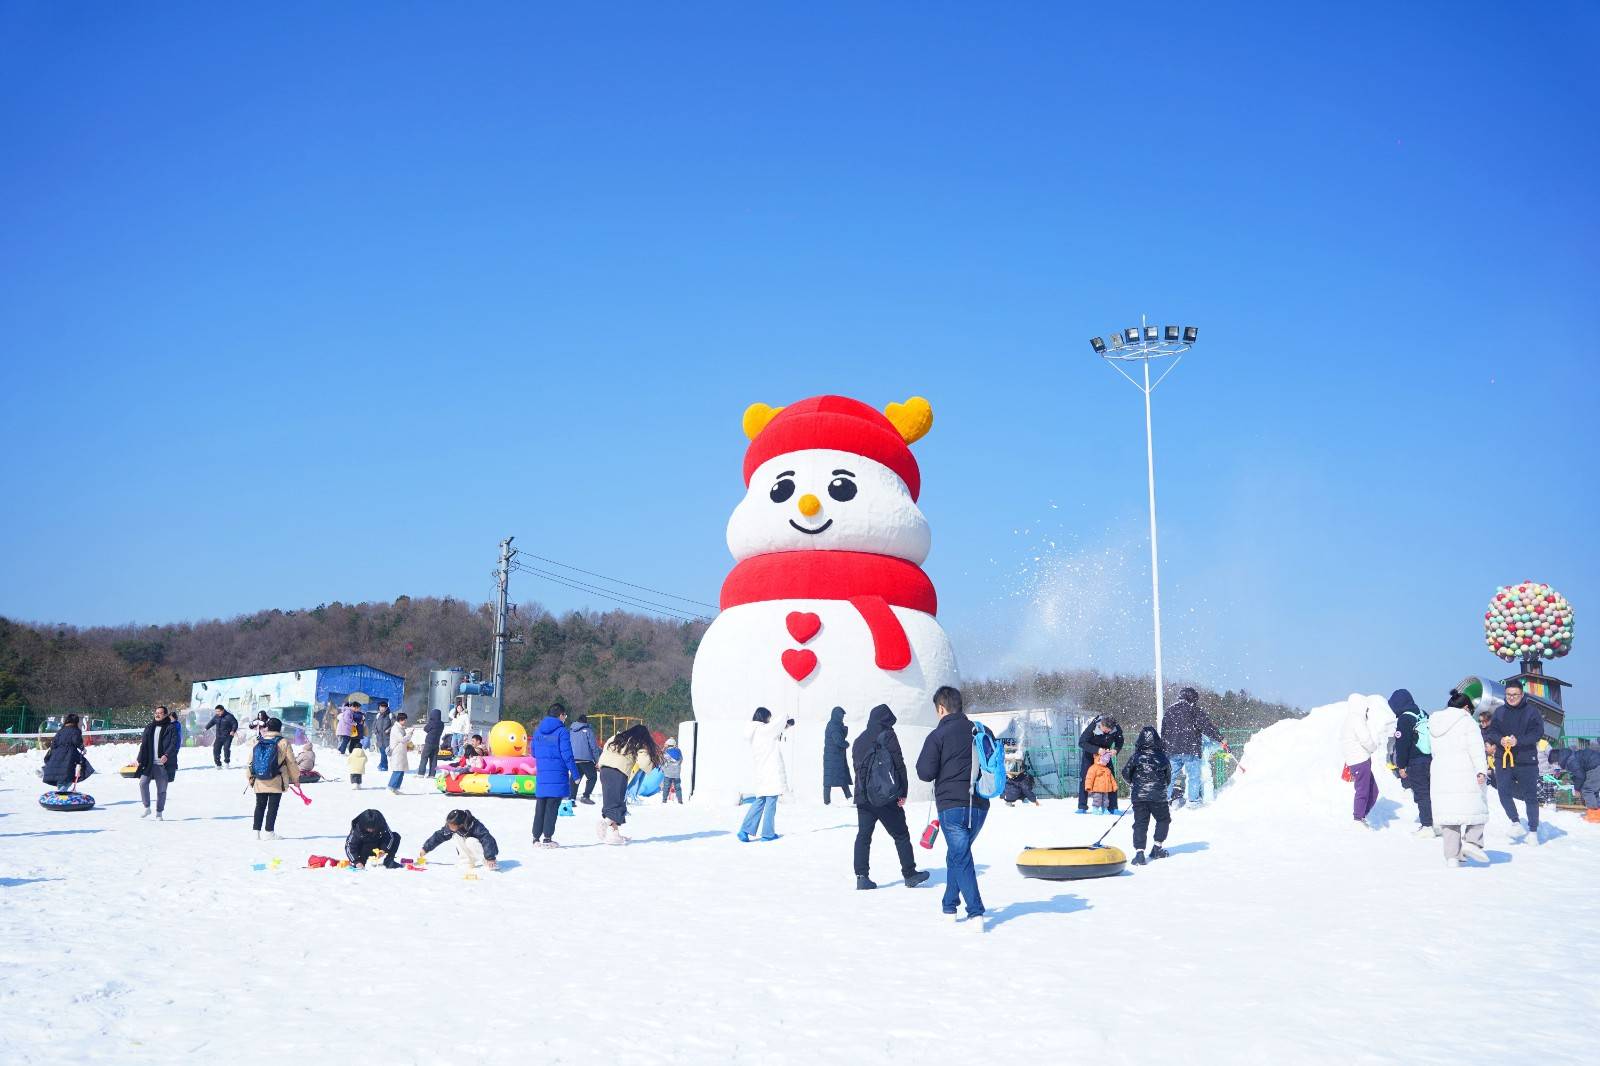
[769,477,795,503]
[827,476,857,502]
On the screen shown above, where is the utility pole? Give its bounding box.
[491,536,516,714]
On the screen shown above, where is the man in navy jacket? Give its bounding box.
[1489,680,1546,836]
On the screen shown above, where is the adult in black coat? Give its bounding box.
[1122,725,1172,863]
[1489,681,1546,832]
[135,706,181,818]
[345,809,402,868]
[205,705,239,767]
[915,686,989,920]
[1388,689,1433,831]
[823,707,852,804]
[849,705,927,890]
[1076,715,1124,812]
[1162,691,1222,757]
[41,715,93,789]
[418,708,444,778]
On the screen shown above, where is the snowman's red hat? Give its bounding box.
[742,395,924,500]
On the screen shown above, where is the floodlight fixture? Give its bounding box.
[1123,327,1141,344]
[1090,336,1107,354]
[1164,325,1180,341]
[1144,325,1159,341]
[1109,332,1125,348]
[1183,326,1198,344]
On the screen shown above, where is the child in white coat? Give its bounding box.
[1340,695,1394,827]
[1428,691,1490,866]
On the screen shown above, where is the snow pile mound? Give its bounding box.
[1225,694,1409,821]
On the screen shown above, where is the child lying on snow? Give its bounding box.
[419,809,499,871]
[1084,749,1118,812]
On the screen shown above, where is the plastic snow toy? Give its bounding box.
[118,764,140,779]
[39,790,96,812]
[1016,845,1127,880]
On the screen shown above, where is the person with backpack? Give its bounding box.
[597,725,660,845]
[42,713,93,791]
[1076,715,1124,814]
[531,703,579,848]
[373,700,393,772]
[1123,726,1173,866]
[915,686,993,929]
[850,704,929,891]
[245,717,301,840]
[569,713,601,804]
[1428,690,1491,866]
[386,712,411,794]
[135,705,181,821]
[1389,689,1435,837]
[1489,680,1546,842]
[1162,687,1222,808]
[419,808,499,872]
[205,704,239,767]
[336,701,360,754]
[346,809,402,869]
[419,708,445,778]
[660,738,685,803]
[823,706,852,805]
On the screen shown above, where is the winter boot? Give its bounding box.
[737,831,751,842]
[255,830,262,839]
[1150,844,1168,860]
[155,811,164,821]
[1131,850,1147,866]
[142,807,152,819]
[266,831,280,840]
[578,796,595,805]
[1462,842,1488,863]
[856,876,877,890]
[596,820,609,841]
[904,870,930,888]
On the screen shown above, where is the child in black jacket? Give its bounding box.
[346,809,402,868]
[419,808,499,871]
[1123,726,1173,866]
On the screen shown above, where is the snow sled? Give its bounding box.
[1016,845,1127,881]
[299,770,323,783]
[39,790,97,812]
[118,764,140,778]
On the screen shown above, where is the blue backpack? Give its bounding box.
[971,724,1006,800]
[251,736,281,779]
[1404,710,1432,757]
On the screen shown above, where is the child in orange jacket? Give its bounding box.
[1085,749,1119,812]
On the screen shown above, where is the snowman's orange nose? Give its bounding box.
[797,494,822,517]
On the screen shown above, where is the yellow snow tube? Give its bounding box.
[1016,845,1128,881]
[119,764,140,778]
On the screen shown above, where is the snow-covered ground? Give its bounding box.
[3,699,1596,1066]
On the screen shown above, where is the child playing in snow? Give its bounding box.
[1003,770,1040,807]
[345,809,401,868]
[1123,726,1172,866]
[660,737,684,803]
[294,741,319,782]
[1084,749,1118,812]
[347,743,366,788]
[419,809,499,871]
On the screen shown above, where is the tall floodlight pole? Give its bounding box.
[1088,319,1198,731]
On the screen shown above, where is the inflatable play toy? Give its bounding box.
[690,395,959,801]
[39,790,97,812]
[299,770,323,783]
[118,764,140,779]
[1016,845,1127,881]
[488,721,529,757]
[459,755,537,775]
[1485,581,1574,662]
[437,773,537,797]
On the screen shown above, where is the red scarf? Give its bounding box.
[719,551,937,671]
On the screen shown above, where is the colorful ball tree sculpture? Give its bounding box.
[1484,581,1575,663]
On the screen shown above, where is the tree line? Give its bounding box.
[0,599,1300,738]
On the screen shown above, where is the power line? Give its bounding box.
[510,563,711,623]
[513,551,718,611]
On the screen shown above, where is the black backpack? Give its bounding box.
[861,736,900,807]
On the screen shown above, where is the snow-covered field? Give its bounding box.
[3,699,1596,1066]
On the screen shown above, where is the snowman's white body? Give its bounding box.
[687,434,959,803]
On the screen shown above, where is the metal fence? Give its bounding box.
[1020,725,1262,801]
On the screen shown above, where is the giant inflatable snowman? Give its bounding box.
[688,394,960,803]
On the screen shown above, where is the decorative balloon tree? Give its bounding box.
[1484,581,1575,668]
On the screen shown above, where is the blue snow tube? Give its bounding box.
[39,790,96,812]
[637,767,664,797]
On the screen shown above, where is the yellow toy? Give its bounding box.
[489,720,529,757]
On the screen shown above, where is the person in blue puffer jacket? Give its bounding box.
[531,703,578,847]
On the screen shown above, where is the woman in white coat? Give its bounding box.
[738,708,791,843]
[1428,691,1490,866]
[386,712,411,794]
[1340,695,1393,826]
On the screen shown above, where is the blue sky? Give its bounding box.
[2,3,1596,712]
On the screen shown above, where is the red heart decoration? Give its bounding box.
[786,611,822,644]
[781,649,817,682]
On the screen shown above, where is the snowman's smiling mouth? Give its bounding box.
[789,519,833,535]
